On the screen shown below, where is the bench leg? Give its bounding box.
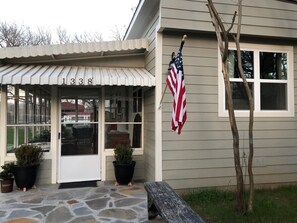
[147,196,159,220]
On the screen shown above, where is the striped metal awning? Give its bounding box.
[0,64,155,87]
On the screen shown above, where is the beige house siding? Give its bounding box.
[144,89,156,181]
[36,159,52,185]
[160,0,297,39]
[143,12,160,181]
[161,33,297,189]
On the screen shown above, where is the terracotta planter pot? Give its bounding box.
[1,178,14,193]
[113,161,136,185]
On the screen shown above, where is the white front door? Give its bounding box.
[58,91,100,183]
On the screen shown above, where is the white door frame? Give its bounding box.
[57,88,101,183]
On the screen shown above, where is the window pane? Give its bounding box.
[18,88,26,124]
[105,123,141,149]
[7,86,16,124]
[228,50,254,79]
[7,98,15,125]
[17,126,25,146]
[260,52,287,80]
[28,127,51,152]
[6,85,51,152]
[35,96,41,123]
[133,89,142,113]
[28,92,34,124]
[261,83,287,110]
[226,82,253,110]
[105,87,142,122]
[7,127,14,153]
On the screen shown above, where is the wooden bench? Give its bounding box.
[144,181,205,223]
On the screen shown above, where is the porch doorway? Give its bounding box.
[58,89,100,183]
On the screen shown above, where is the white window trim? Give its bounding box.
[218,43,294,118]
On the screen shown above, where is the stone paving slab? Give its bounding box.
[0,181,152,223]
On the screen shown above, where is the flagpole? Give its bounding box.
[158,35,187,110]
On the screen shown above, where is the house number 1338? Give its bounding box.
[62,78,93,85]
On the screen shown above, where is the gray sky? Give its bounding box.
[0,0,139,40]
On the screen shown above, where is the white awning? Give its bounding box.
[0,39,149,59]
[0,64,155,87]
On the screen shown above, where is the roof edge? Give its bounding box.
[0,39,149,59]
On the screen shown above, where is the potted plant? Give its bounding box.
[13,144,43,192]
[113,144,136,186]
[0,162,14,193]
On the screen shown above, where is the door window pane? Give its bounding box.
[61,123,98,156]
[61,96,99,156]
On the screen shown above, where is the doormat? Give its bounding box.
[59,181,97,189]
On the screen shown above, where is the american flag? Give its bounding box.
[166,45,187,134]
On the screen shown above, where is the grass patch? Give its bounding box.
[183,185,297,223]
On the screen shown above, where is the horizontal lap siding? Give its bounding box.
[36,159,52,185]
[144,89,156,181]
[162,33,297,189]
[160,0,297,38]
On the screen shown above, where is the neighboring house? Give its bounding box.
[0,0,297,190]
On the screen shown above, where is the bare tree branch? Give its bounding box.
[227,11,237,33]
[56,26,71,44]
[72,32,103,43]
[110,25,126,41]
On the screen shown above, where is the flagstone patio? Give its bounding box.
[0,181,164,223]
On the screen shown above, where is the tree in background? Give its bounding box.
[55,26,103,44]
[207,0,254,213]
[0,22,52,47]
[0,21,106,47]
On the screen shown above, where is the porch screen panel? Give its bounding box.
[104,86,142,149]
[6,85,51,153]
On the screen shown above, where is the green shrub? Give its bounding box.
[15,144,43,166]
[114,144,134,165]
[0,162,14,180]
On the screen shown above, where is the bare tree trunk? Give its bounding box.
[232,0,254,212]
[207,0,246,213]
[222,62,246,212]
